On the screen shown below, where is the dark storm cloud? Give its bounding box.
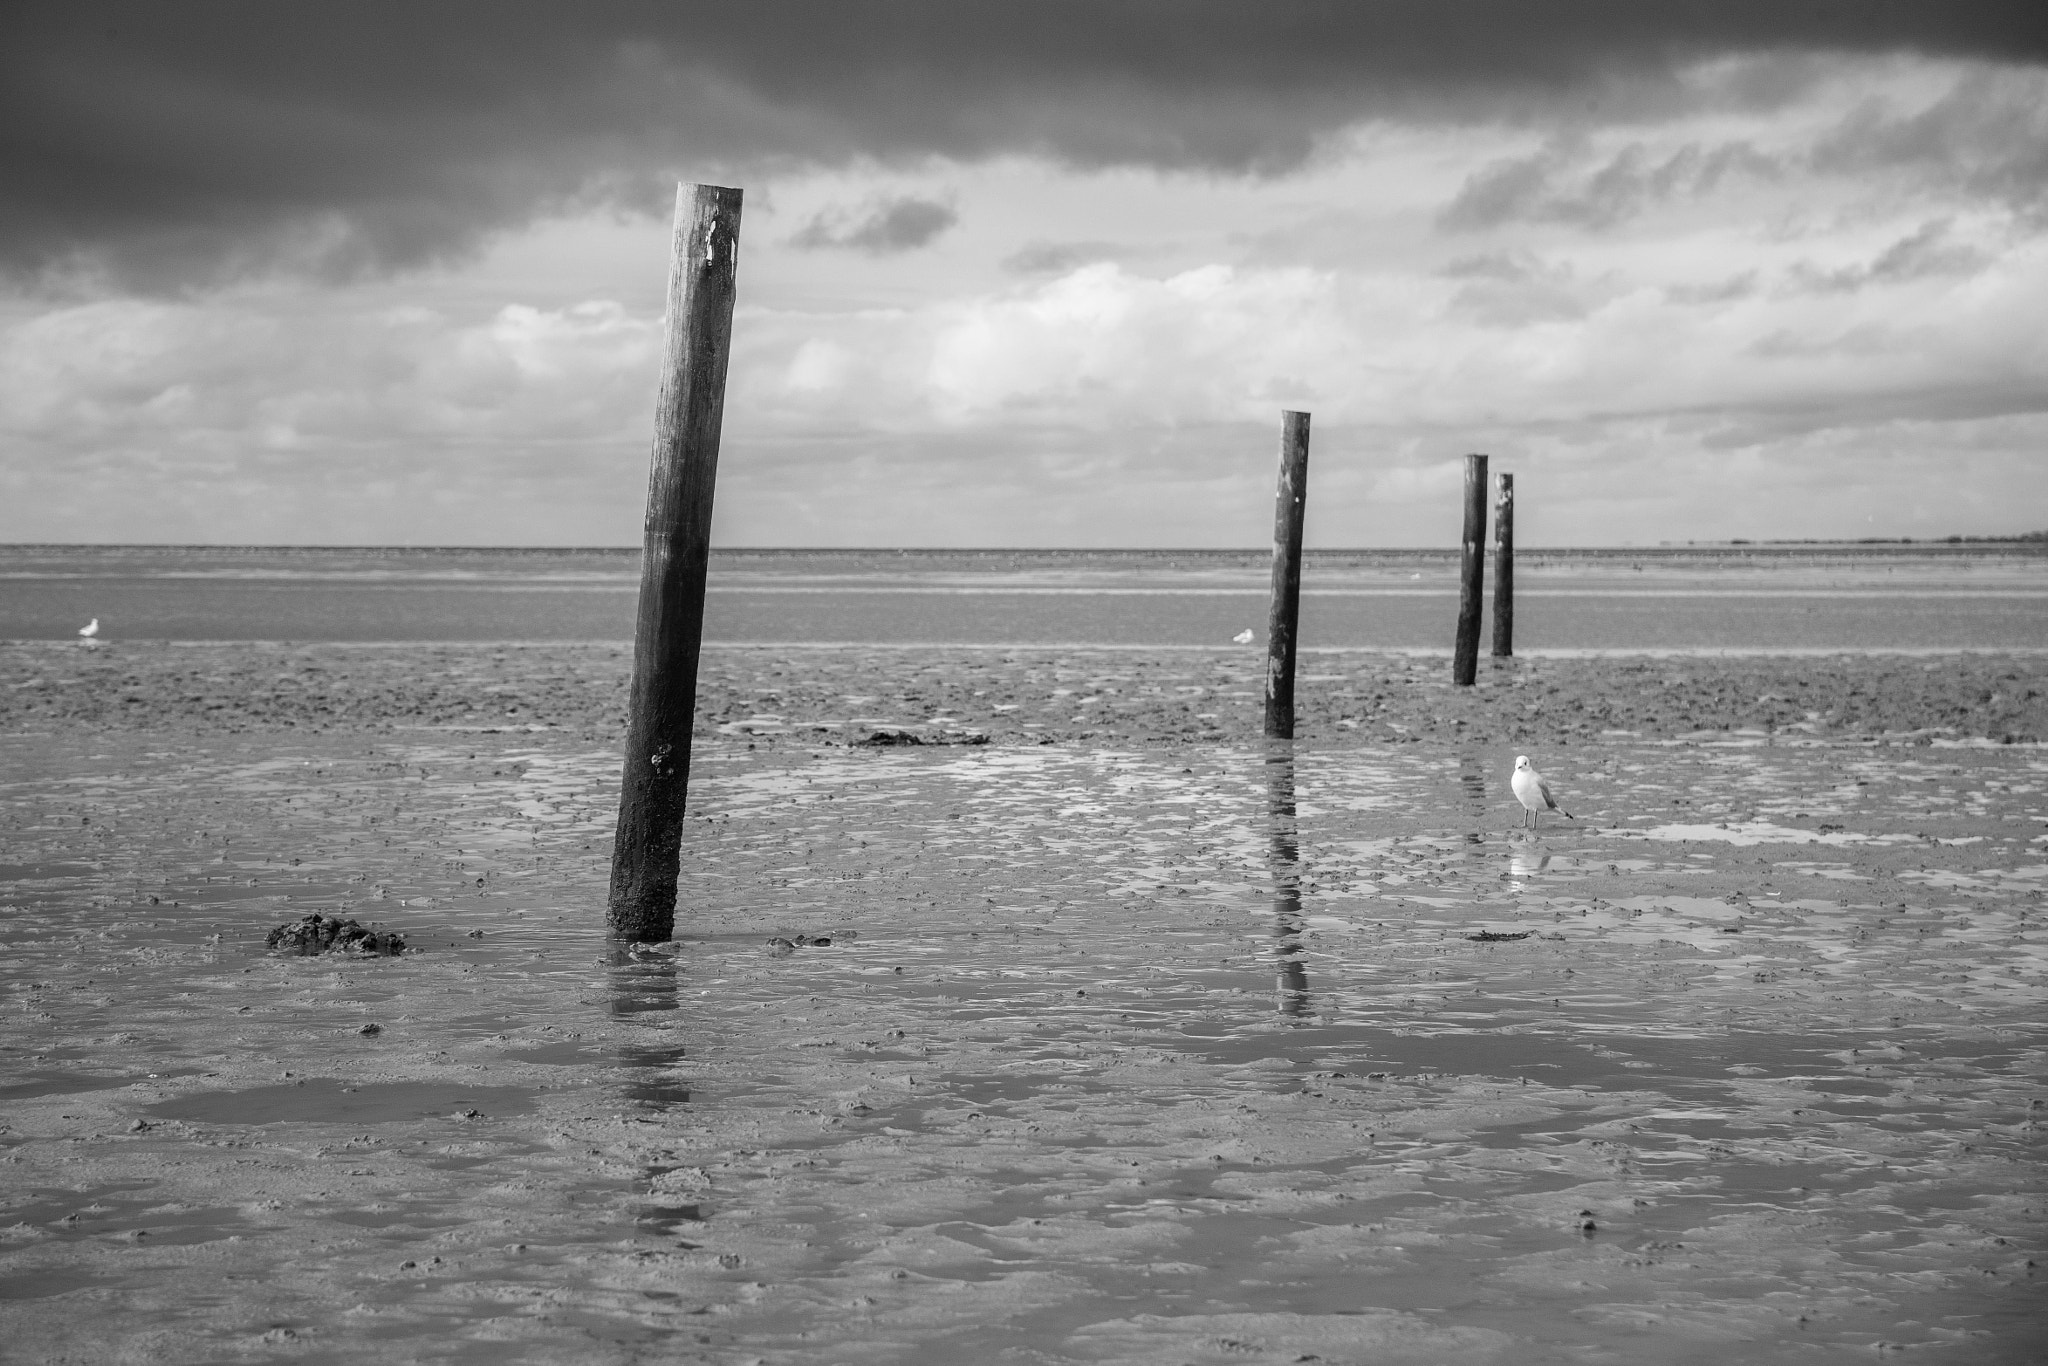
[1810,69,2048,216]
[789,197,958,253]
[1438,64,2048,234]
[1787,219,1992,293]
[1438,140,1785,231]
[3,0,2042,288]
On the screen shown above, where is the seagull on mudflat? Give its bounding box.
[1232,628,1255,645]
[78,618,99,640]
[1511,755,1574,829]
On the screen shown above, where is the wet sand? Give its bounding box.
[3,640,2044,745]
[2,644,2045,1363]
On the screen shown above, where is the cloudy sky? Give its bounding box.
[3,2,2044,547]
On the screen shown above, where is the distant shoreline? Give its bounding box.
[4,543,2039,648]
[1,541,2044,562]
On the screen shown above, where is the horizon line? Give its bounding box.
[1,535,2044,554]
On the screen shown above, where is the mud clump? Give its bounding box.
[266,914,407,957]
[767,932,841,955]
[857,729,988,747]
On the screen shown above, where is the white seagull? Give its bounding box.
[1232,628,1255,644]
[1510,755,1574,829]
[78,618,99,640]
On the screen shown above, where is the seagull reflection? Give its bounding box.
[1265,746,1311,1018]
[1509,850,1552,879]
[607,946,691,1108]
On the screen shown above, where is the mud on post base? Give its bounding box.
[608,183,743,942]
[607,676,691,940]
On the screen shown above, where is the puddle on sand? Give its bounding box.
[146,1078,539,1126]
[0,1067,202,1102]
[0,733,2043,1364]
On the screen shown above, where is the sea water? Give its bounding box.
[1,544,2043,650]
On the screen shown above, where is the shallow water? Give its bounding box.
[1,734,2044,1363]
[4,546,2043,650]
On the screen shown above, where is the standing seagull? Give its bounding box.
[78,618,99,640]
[1510,755,1573,829]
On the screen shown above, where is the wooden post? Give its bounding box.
[1452,452,1487,686]
[1491,471,1514,658]
[1263,411,1311,738]
[608,183,743,942]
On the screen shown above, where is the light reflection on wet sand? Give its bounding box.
[0,734,2042,1362]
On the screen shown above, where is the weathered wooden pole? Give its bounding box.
[1452,452,1488,686]
[1263,411,1312,738]
[1491,471,1514,658]
[608,183,743,942]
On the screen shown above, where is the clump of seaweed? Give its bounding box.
[266,914,407,956]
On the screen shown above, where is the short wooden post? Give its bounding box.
[1452,452,1488,686]
[1263,411,1311,738]
[1491,471,1514,657]
[608,183,743,942]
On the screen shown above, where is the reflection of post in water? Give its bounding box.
[1264,747,1312,1017]
[606,948,691,1108]
[1459,754,1488,811]
[605,950,701,1245]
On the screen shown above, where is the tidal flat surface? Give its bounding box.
[5,642,2044,748]
[2,731,2044,1363]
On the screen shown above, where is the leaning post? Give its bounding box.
[1263,410,1312,738]
[608,182,743,942]
[1452,452,1488,686]
[1491,471,1514,658]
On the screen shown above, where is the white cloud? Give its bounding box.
[3,53,2045,545]
[0,292,664,542]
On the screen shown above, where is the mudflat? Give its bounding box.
[2,641,2044,1364]
[4,639,2043,745]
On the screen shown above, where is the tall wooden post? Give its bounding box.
[1263,411,1311,738]
[1491,471,1514,658]
[1452,452,1487,686]
[608,183,743,942]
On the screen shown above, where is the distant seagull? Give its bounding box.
[1511,755,1574,829]
[78,618,99,640]
[1232,628,1255,645]
[1409,572,1422,580]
